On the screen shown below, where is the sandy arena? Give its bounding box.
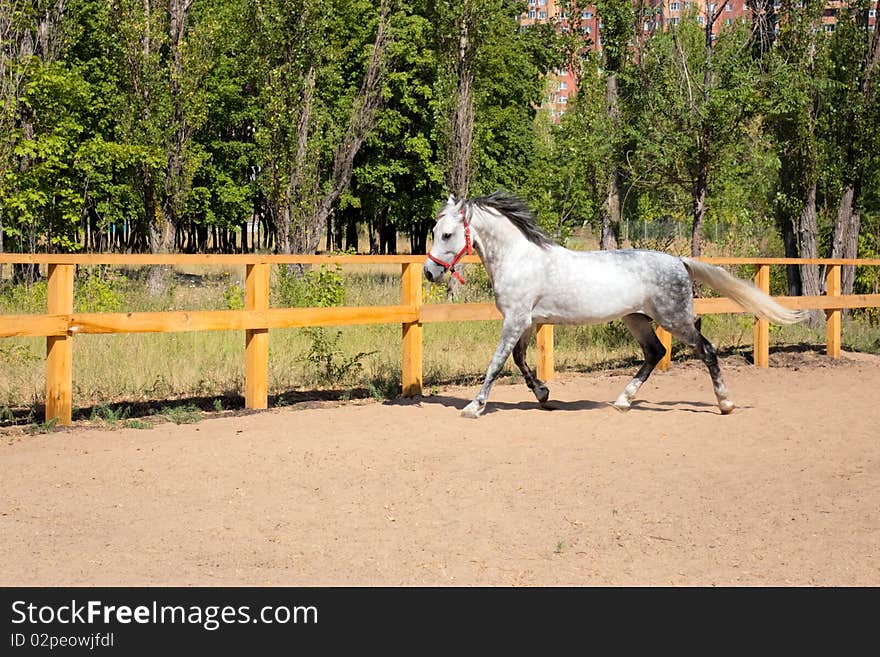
[2,350,878,586]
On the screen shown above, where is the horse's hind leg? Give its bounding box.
[666,319,735,415]
[612,313,667,412]
[513,326,549,405]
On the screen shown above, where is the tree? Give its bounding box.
[626,12,760,259]
[250,0,389,256]
[1,0,84,281]
[763,1,826,309]
[593,0,635,249]
[348,0,444,254]
[825,0,880,294]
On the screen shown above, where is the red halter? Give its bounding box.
[427,209,472,284]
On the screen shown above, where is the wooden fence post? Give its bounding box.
[753,264,770,368]
[655,326,672,371]
[825,264,841,359]
[245,263,270,409]
[401,263,423,396]
[535,324,554,381]
[46,263,74,425]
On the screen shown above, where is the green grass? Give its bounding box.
[1,262,878,421]
[158,403,203,425]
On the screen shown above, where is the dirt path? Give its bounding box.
[2,350,878,586]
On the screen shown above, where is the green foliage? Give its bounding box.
[273,262,376,385]
[368,372,401,400]
[123,419,151,429]
[75,269,124,312]
[223,283,244,310]
[304,327,376,386]
[855,217,880,296]
[0,281,48,313]
[27,417,59,434]
[159,404,202,425]
[90,403,131,424]
[0,342,39,365]
[276,264,346,308]
[0,0,876,285]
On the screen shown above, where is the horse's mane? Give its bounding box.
[469,191,554,249]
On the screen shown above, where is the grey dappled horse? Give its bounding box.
[424,192,805,418]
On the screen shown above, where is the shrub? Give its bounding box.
[75,269,124,313]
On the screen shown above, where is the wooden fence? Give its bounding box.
[1,253,879,426]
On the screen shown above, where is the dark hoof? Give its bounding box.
[534,384,550,405]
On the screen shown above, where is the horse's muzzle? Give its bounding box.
[423,263,442,283]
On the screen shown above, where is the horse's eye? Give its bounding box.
[441,233,452,240]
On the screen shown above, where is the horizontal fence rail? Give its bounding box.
[1,254,879,425]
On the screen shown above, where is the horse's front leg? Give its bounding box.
[462,314,532,418]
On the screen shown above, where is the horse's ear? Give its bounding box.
[446,193,456,206]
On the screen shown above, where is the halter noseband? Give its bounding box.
[427,208,472,284]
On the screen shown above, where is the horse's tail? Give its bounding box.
[681,257,806,325]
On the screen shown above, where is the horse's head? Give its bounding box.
[424,194,472,284]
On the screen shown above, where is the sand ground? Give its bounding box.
[1,350,878,586]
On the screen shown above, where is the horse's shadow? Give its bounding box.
[389,394,730,415]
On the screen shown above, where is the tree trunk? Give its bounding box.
[447,10,474,199]
[831,183,860,296]
[369,216,380,255]
[826,7,879,298]
[781,211,801,296]
[798,183,821,296]
[162,0,194,255]
[301,1,388,254]
[691,159,708,259]
[276,63,316,254]
[345,216,359,252]
[380,217,396,255]
[600,74,620,250]
[798,182,824,326]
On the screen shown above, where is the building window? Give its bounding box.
[538,11,547,19]
[582,25,592,34]
[824,23,835,32]
[725,17,732,25]
[684,1,692,8]
[582,10,593,19]
[559,81,568,90]
[868,8,876,18]
[558,68,568,76]
[559,95,567,104]
[726,2,733,11]
[669,17,680,26]
[528,10,535,18]
[671,2,681,10]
